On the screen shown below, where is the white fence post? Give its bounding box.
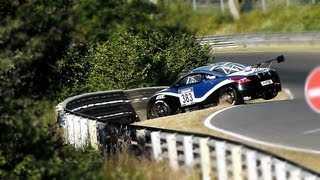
[200,138,211,180]
[246,151,258,180]
[151,131,162,161]
[261,156,272,180]
[79,117,88,148]
[289,169,301,180]
[88,120,98,149]
[183,136,194,168]
[231,146,243,180]
[275,161,287,180]
[167,134,178,171]
[216,142,227,180]
[66,114,75,145]
[74,115,82,148]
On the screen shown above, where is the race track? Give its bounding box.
[206,51,320,152]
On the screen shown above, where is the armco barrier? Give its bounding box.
[199,32,320,49]
[56,87,167,148]
[56,87,320,179]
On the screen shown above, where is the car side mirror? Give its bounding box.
[276,55,285,63]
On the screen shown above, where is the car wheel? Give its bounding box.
[150,100,172,118]
[262,90,278,100]
[218,87,239,105]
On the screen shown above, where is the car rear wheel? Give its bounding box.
[262,90,278,100]
[218,87,240,105]
[150,100,172,118]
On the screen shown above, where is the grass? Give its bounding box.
[134,91,320,173]
[187,5,320,36]
[101,152,200,180]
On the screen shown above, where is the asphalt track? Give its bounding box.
[206,52,320,152]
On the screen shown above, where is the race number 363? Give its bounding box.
[179,88,195,107]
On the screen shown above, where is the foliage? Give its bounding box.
[0,0,75,98]
[74,30,213,92]
[74,0,158,42]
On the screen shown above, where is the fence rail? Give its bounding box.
[56,87,320,179]
[199,32,320,49]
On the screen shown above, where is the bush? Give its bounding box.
[76,30,213,92]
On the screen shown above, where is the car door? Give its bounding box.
[177,73,214,107]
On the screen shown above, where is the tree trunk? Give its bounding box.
[228,0,240,20]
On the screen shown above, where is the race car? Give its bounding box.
[146,55,285,119]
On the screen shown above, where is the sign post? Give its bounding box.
[305,67,320,113]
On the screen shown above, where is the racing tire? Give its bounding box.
[218,87,241,105]
[262,90,278,100]
[150,100,172,118]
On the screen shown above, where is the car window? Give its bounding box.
[176,74,203,86]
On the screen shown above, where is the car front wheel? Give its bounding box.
[150,100,172,118]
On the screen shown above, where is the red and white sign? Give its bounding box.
[305,67,320,113]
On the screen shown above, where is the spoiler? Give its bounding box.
[253,55,285,73]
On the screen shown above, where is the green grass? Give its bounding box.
[187,5,320,36]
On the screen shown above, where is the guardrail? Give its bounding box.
[199,32,320,49]
[56,88,320,179]
[56,87,167,148]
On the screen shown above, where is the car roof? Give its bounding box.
[192,61,247,75]
[189,68,225,77]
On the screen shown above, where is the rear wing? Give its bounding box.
[252,55,285,73]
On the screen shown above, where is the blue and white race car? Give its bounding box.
[146,55,285,119]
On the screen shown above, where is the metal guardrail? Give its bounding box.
[199,32,320,49]
[56,88,320,179]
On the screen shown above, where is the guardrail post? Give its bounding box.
[231,146,243,180]
[216,141,227,180]
[275,161,286,180]
[246,151,258,180]
[79,117,88,148]
[289,169,301,180]
[199,138,211,180]
[151,131,162,161]
[183,136,194,168]
[66,114,75,145]
[167,134,178,171]
[88,120,98,149]
[74,116,82,148]
[261,156,272,180]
